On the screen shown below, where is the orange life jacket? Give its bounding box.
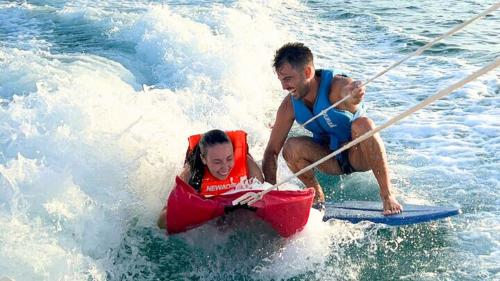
[187,130,249,196]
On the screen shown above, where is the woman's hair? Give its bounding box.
[186,129,231,191]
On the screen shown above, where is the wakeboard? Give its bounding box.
[323,201,459,225]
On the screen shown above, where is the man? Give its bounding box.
[262,42,402,215]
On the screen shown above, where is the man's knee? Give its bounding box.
[282,137,302,162]
[351,117,376,136]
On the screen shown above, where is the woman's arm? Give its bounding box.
[247,153,264,182]
[178,164,191,183]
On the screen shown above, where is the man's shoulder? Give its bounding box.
[279,94,292,109]
[277,95,295,119]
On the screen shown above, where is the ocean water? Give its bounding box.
[0,0,498,280]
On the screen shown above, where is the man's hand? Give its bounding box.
[342,80,365,104]
[382,194,403,215]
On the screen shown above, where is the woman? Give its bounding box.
[157,129,264,229]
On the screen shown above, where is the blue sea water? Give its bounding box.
[0,0,498,280]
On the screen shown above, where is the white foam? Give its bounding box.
[253,209,365,280]
[0,2,299,279]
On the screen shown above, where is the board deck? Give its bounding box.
[323,201,460,225]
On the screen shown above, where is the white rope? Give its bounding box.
[300,2,500,129]
[233,57,500,206]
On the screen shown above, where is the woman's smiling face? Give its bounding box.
[201,142,235,180]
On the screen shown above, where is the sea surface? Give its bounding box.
[0,0,499,280]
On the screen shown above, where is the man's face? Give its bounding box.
[276,62,311,100]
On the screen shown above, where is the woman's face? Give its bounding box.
[201,142,235,180]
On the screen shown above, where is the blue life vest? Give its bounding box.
[291,69,365,154]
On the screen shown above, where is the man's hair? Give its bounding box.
[273,42,314,71]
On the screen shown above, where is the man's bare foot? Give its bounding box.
[382,194,403,215]
[313,184,325,203]
[312,201,326,213]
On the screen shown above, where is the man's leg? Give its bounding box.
[347,117,402,214]
[282,136,342,203]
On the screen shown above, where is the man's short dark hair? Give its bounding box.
[273,42,314,71]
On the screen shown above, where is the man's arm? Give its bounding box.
[262,96,295,184]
